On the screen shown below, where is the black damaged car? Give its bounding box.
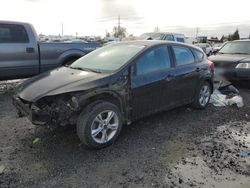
[13,41,214,149]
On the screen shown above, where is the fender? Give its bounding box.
[77,87,129,123]
[58,49,86,65]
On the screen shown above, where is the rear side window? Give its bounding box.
[0,24,29,43]
[136,46,171,75]
[193,49,205,62]
[173,46,195,66]
[164,35,174,41]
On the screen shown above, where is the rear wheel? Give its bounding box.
[77,101,123,149]
[192,81,212,109]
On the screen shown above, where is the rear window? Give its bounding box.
[193,49,205,62]
[0,24,29,43]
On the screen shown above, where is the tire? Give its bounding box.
[77,100,123,149]
[192,81,212,109]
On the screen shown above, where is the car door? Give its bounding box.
[170,45,200,104]
[0,23,39,79]
[130,45,176,120]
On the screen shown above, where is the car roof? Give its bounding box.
[110,40,202,51]
[0,20,30,25]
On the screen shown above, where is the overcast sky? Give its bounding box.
[1,0,250,38]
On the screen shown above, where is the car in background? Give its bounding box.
[195,43,213,56]
[139,32,186,43]
[13,41,213,149]
[209,40,250,81]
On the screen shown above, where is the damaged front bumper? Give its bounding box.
[13,94,79,126]
[12,95,50,125]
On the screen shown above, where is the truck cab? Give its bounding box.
[0,21,40,79]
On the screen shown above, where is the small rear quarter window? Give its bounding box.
[193,49,205,62]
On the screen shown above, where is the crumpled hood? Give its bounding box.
[209,54,250,64]
[16,67,110,102]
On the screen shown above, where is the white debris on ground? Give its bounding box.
[210,75,244,108]
[210,89,244,108]
[0,165,5,174]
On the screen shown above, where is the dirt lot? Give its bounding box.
[0,80,250,188]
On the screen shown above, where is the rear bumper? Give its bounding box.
[12,96,50,125]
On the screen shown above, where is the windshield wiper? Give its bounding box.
[69,66,102,73]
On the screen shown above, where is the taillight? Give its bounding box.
[207,59,215,70]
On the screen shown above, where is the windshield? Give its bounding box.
[70,44,145,73]
[213,43,222,47]
[219,41,250,54]
[139,33,165,40]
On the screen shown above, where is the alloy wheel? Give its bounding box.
[90,110,119,144]
[199,85,210,107]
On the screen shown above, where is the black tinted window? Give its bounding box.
[176,37,185,42]
[193,49,204,62]
[136,46,171,75]
[0,24,29,43]
[173,46,195,65]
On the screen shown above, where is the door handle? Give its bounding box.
[165,74,175,81]
[26,47,35,53]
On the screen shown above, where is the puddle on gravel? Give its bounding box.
[165,157,250,188]
[164,121,250,187]
[160,140,189,166]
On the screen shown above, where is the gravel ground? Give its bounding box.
[0,80,250,188]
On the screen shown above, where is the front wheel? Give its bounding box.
[192,81,212,109]
[77,101,123,149]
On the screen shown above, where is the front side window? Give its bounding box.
[136,46,171,75]
[0,24,29,43]
[173,46,195,66]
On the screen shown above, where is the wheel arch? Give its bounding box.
[78,91,128,123]
[58,49,86,66]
